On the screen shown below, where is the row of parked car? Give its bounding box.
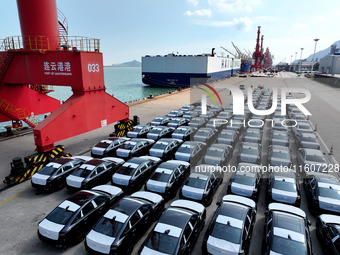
[32,86,340,254]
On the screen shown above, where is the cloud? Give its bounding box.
[193,16,252,30]
[293,23,307,29]
[208,0,262,13]
[187,0,199,6]
[185,9,212,17]
[315,15,326,22]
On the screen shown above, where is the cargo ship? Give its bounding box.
[142,49,241,87]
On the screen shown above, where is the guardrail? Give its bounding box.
[0,35,100,52]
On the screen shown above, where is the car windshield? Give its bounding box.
[93,217,124,238]
[196,130,209,136]
[241,147,258,155]
[150,172,171,182]
[219,133,232,139]
[174,128,186,135]
[272,151,289,159]
[318,187,340,200]
[153,142,168,150]
[38,165,58,175]
[272,236,307,255]
[245,132,260,138]
[273,180,296,192]
[146,232,178,254]
[187,177,207,189]
[116,166,136,176]
[206,149,223,157]
[234,176,254,186]
[122,141,137,150]
[95,142,110,148]
[150,128,163,134]
[177,145,191,154]
[273,134,286,140]
[46,207,74,225]
[211,222,242,244]
[306,154,324,162]
[71,168,90,178]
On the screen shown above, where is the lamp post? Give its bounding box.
[299,48,304,73]
[290,55,293,71]
[294,52,297,72]
[312,38,319,71]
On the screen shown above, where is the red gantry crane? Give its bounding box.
[251,26,263,71]
[0,0,129,152]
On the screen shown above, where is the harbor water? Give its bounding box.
[0,67,177,132]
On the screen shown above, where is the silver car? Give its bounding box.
[243,128,262,143]
[270,130,289,147]
[296,132,320,149]
[237,142,261,164]
[268,145,292,167]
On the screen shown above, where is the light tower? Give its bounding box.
[299,48,304,72]
[312,38,319,71]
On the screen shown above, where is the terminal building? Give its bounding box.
[319,45,340,74]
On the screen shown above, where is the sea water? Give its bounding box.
[0,67,177,131]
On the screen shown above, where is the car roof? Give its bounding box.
[128,157,148,165]
[54,157,73,164]
[85,159,105,166]
[160,207,193,229]
[66,190,97,206]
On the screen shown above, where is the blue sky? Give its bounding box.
[1,0,339,65]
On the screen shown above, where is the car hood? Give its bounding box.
[231,182,254,197]
[86,230,115,254]
[91,147,106,156]
[318,196,340,213]
[140,246,170,255]
[32,173,50,186]
[175,152,190,162]
[66,175,85,188]
[127,131,139,138]
[147,133,160,140]
[240,154,258,163]
[204,156,221,165]
[39,219,64,241]
[146,180,167,193]
[181,185,204,200]
[270,158,290,167]
[207,235,240,255]
[112,173,132,186]
[271,188,297,204]
[149,149,164,157]
[116,149,131,158]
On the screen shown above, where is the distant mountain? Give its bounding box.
[112,60,141,67]
[306,40,340,62]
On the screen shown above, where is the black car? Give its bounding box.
[193,127,218,145]
[85,191,165,255]
[149,138,182,161]
[263,203,313,255]
[146,126,174,140]
[150,116,171,126]
[304,172,340,215]
[316,214,340,255]
[179,165,223,206]
[202,195,256,255]
[145,160,190,199]
[116,138,155,159]
[66,157,125,190]
[138,199,206,255]
[227,163,262,201]
[175,141,207,163]
[167,117,189,128]
[38,185,124,246]
[31,156,92,192]
[266,169,301,207]
[111,156,161,193]
[127,125,153,138]
[217,130,239,146]
[171,126,196,141]
[91,137,131,158]
[189,117,208,129]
